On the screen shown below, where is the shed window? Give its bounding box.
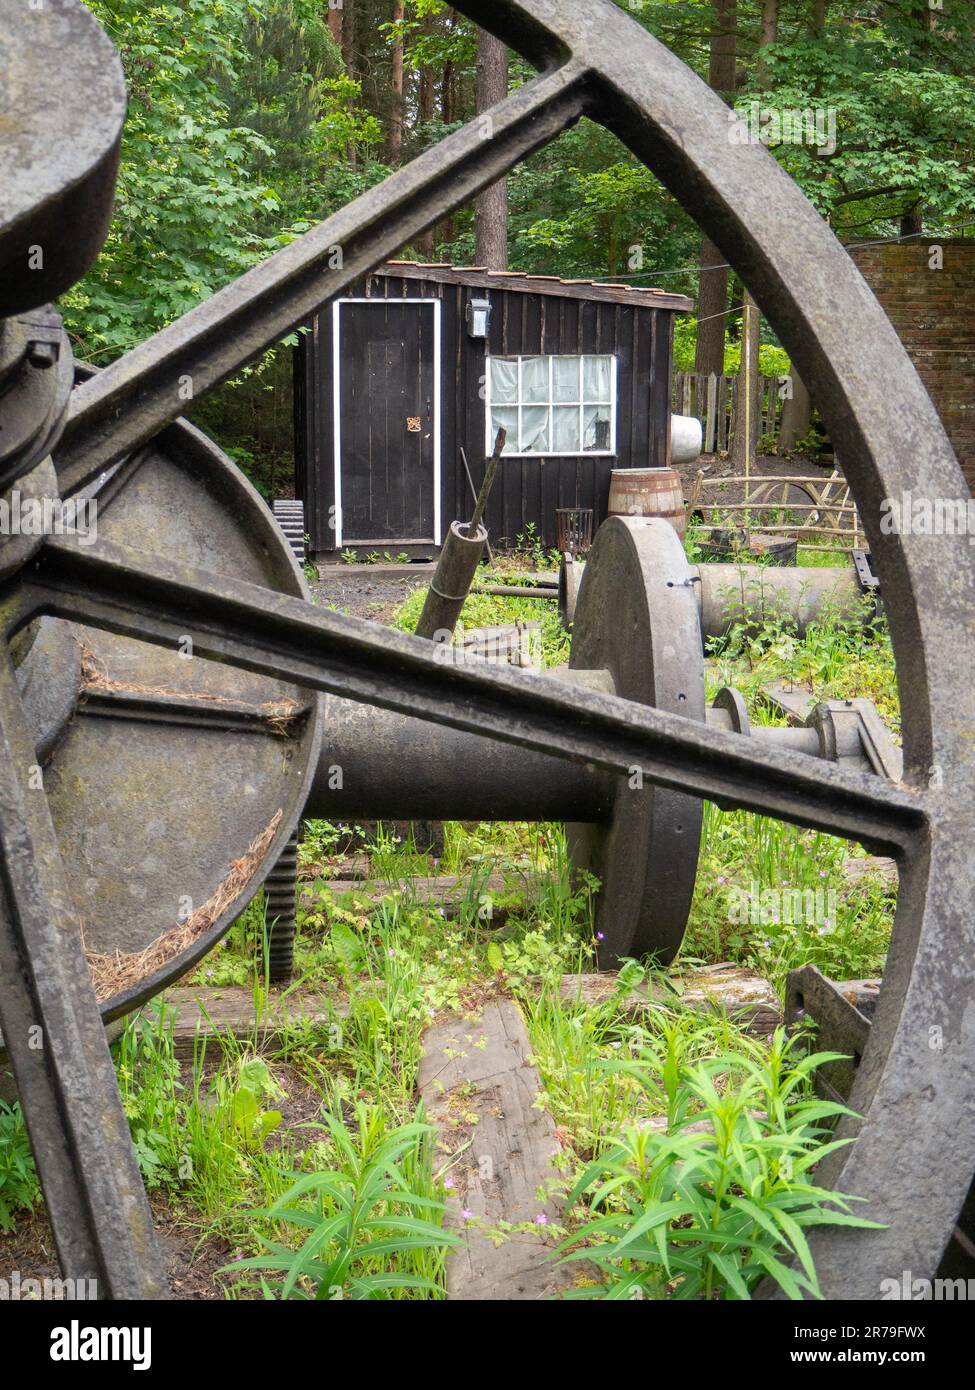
[486,355,617,457]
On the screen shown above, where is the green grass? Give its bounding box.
[391,574,569,668]
[0,549,901,1298]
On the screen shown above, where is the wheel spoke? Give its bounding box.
[54,63,590,495]
[26,535,927,856]
[0,642,168,1297]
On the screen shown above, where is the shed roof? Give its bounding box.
[373,260,694,313]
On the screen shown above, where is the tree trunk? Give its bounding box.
[418,11,435,125]
[414,10,437,257]
[757,0,778,84]
[438,51,456,245]
[694,0,737,376]
[732,290,761,470]
[474,29,509,270]
[695,239,729,377]
[387,0,405,163]
[342,0,357,170]
[900,207,923,239]
[811,0,828,38]
[779,372,811,451]
[327,3,342,50]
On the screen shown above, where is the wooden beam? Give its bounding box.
[419,999,585,1300]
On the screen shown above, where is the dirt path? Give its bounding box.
[308,567,430,622]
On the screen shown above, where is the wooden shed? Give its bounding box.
[294,261,692,558]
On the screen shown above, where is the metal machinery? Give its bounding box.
[0,0,972,1302]
[260,513,901,973]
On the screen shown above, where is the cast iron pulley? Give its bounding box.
[0,0,972,1302]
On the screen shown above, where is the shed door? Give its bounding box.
[335,300,439,545]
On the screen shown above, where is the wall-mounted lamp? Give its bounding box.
[466,296,492,340]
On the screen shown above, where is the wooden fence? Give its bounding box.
[686,469,864,551]
[673,372,786,453]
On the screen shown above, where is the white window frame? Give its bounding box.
[485,353,618,458]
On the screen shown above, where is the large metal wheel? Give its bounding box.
[567,517,705,966]
[1,0,973,1300]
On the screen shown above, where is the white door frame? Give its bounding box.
[332,297,442,549]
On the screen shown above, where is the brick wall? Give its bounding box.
[847,239,975,491]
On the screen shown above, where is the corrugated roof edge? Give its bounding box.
[373,260,694,312]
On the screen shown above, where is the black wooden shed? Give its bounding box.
[294,261,692,558]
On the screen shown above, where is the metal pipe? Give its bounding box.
[560,555,865,635]
[307,672,858,827]
[414,519,488,640]
[695,563,864,638]
[307,690,616,823]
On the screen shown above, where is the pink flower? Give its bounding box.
[596,931,605,942]
[444,1177,455,1192]
[534,1213,548,1226]
[461,1208,473,1221]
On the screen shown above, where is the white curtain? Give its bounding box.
[490,407,518,453]
[521,406,550,453]
[583,355,612,403]
[490,357,518,403]
[553,357,581,403]
[553,405,580,452]
[583,404,612,451]
[521,356,549,404]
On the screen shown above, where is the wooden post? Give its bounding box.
[414,430,505,641]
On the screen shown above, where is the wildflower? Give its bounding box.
[461,1208,473,1222]
[717,875,727,886]
[388,948,396,958]
[596,931,605,942]
[444,1176,455,1192]
[534,1213,548,1226]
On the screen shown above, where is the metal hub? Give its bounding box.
[0,0,972,1302]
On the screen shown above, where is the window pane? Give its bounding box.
[553,406,581,453]
[490,358,518,404]
[553,357,581,402]
[490,407,518,453]
[583,355,612,402]
[521,356,550,404]
[583,404,612,452]
[521,406,550,453]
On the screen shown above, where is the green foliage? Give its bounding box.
[217,1057,284,1151]
[391,578,570,668]
[558,1026,880,1300]
[687,804,894,991]
[226,1104,459,1299]
[69,1,280,357]
[0,1100,40,1233]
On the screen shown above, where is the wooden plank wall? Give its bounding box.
[297,273,678,553]
[673,371,786,454]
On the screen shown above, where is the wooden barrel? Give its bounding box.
[607,467,686,539]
